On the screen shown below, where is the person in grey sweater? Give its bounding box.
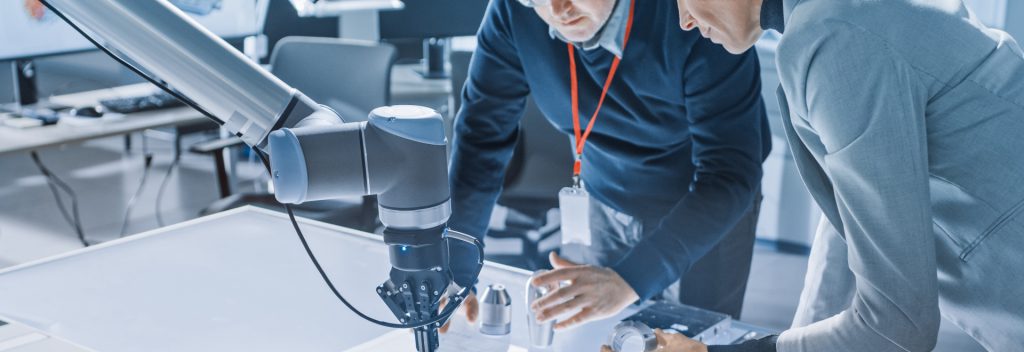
[604,0,1024,351]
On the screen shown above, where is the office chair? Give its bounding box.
[195,37,397,232]
[450,50,571,270]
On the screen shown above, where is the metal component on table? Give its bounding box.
[608,320,658,352]
[623,301,732,344]
[526,270,555,347]
[478,284,512,336]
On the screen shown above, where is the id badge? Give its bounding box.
[559,186,591,246]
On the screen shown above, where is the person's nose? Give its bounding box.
[679,13,698,31]
[549,0,573,18]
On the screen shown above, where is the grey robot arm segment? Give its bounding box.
[42,1,465,351]
[42,0,327,147]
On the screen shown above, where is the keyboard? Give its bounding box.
[99,91,186,114]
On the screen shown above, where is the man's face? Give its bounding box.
[534,0,617,42]
[676,0,762,54]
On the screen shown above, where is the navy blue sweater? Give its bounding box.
[448,0,771,301]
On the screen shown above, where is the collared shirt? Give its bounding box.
[548,0,630,58]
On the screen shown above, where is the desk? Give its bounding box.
[0,207,772,351]
[390,63,452,116]
[0,64,448,157]
[0,84,208,156]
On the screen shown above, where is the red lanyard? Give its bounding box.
[569,0,636,184]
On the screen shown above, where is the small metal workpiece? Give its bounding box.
[608,320,658,352]
[526,270,556,347]
[478,284,512,336]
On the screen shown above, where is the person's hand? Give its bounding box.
[599,329,707,352]
[530,252,639,330]
[438,290,478,333]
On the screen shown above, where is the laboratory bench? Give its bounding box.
[0,206,773,351]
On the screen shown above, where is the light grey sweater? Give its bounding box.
[774,0,1024,351]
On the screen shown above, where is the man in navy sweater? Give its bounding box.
[446,0,771,330]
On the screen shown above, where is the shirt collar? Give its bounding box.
[548,0,629,58]
[760,0,786,33]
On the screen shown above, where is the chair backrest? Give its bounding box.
[270,36,397,122]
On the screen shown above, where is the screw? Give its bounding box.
[433,291,439,296]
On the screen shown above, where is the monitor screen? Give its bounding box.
[379,0,490,39]
[0,0,267,61]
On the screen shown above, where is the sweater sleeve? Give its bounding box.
[447,0,531,288]
[774,20,940,352]
[612,37,769,301]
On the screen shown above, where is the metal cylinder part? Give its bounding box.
[526,270,556,347]
[608,320,658,352]
[479,284,512,336]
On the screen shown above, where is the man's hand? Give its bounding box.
[529,252,639,330]
[438,290,478,333]
[600,329,708,352]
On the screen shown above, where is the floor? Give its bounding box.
[0,134,987,351]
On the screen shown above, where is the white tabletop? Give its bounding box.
[0,206,643,351]
[0,83,208,156]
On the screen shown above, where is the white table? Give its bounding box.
[0,83,208,156]
[0,207,771,351]
[0,206,627,351]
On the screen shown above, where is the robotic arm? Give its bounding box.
[41,1,471,351]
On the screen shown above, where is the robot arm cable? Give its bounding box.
[41,0,484,332]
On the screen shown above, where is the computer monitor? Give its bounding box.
[379,0,489,78]
[379,0,489,39]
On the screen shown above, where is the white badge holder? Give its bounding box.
[559,186,591,246]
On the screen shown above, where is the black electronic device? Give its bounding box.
[379,0,489,39]
[16,107,61,125]
[379,0,489,78]
[13,60,39,106]
[99,91,186,114]
[622,301,733,343]
[69,105,105,118]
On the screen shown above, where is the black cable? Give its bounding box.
[155,155,181,227]
[40,0,484,331]
[119,154,154,238]
[30,151,89,247]
[254,149,480,329]
[32,155,76,232]
[38,0,223,125]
